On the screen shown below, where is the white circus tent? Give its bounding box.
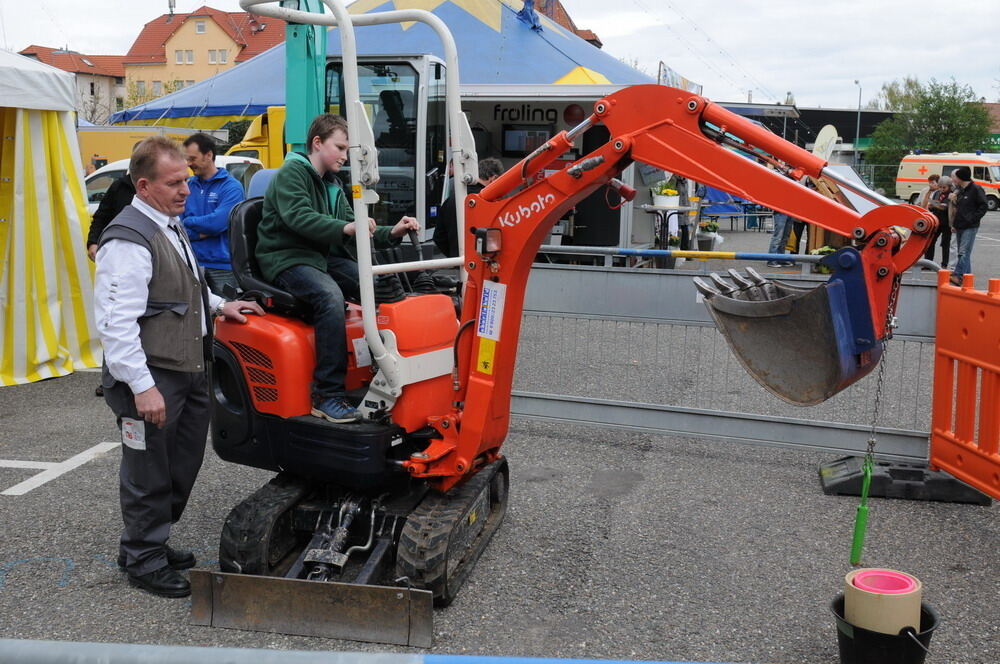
[0,49,100,385]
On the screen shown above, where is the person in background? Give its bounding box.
[433,157,504,258]
[182,133,244,297]
[923,175,952,269]
[915,173,940,209]
[94,137,262,598]
[255,114,419,424]
[948,166,988,286]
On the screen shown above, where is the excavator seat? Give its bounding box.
[228,196,311,320]
[694,251,882,405]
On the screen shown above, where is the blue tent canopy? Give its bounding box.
[111,0,653,125]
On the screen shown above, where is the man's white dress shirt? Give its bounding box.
[95,196,224,395]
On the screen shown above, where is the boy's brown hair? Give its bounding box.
[307,114,349,152]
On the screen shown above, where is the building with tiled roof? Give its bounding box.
[536,0,602,47]
[123,5,285,107]
[19,45,127,124]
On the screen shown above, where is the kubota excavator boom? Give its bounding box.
[405,84,937,490]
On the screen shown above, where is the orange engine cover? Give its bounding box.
[216,304,370,418]
[216,295,457,431]
[375,294,458,432]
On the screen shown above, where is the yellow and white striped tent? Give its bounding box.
[0,50,99,385]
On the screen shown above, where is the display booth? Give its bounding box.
[0,50,99,385]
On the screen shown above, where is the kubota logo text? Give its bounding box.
[498,193,556,228]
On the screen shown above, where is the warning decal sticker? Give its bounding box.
[476,281,506,342]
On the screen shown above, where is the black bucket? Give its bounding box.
[831,593,939,664]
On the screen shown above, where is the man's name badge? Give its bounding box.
[121,417,147,451]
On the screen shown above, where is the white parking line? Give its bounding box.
[1,442,120,496]
[0,460,57,470]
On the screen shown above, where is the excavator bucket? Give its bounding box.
[694,253,882,405]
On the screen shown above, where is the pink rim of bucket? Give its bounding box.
[852,569,918,594]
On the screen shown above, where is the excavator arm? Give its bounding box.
[406,85,937,490]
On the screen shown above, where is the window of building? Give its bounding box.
[115,97,124,111]
[196,20,206,33]
[136,80,146,96]
[152,81,162,96]
[176,50,184,64]
[208,50,216,65]
[89,82,95,96]
[218,49,227,64]
[186,50,194,64]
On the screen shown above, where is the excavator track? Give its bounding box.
[396,457,509,606]
[219,473,310,575]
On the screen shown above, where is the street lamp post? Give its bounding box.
[854,80,862,168]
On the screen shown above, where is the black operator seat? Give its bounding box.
[228,169,310,319]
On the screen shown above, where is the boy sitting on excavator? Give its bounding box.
[255,113,420,423]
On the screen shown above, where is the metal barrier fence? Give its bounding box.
[513,264,938,460]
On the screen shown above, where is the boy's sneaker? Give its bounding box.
[312,397,361,423]
[765,260,783,267]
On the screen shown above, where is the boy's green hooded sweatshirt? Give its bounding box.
[256,152,399,283]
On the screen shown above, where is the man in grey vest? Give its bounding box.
[94,137,263,598]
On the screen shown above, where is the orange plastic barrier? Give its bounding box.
[928,272,1000,499]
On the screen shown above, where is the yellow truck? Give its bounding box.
[225,106,287,168]
[78,125,227,172]
[896,152,1000,210]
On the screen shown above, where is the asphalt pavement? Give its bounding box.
[1,208,998,663]
[1,367,997,663]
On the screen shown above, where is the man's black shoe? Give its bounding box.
[95,384,104,397]
[117,545,196,571]
[127,566,191,598]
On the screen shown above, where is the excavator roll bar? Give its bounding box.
[241,0,478,420]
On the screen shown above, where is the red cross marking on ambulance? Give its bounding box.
[918,166,928,175]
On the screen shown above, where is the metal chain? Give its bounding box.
[850,273,903,566]
[867,275,903,457]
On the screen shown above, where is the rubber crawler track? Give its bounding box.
[219,473,309,575]
[396,458,509,606]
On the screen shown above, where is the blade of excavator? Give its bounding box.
[189,571,434,647]
[695,265,881,405]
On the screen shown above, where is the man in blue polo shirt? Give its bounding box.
[182,133,244,296]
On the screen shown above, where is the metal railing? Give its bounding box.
[512,264,938,460]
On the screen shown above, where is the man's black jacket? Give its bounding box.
[953,181,988,230]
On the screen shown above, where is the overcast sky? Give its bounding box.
[2,0,997,109]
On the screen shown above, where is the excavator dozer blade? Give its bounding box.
[694,266,881,406]
[189,570,433,647]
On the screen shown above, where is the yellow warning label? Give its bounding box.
[468,510,478,525]
[351,184,362,199]
[477,337,496,375]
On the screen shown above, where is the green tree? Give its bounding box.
[867,78,992,174]
[865,76,922,111]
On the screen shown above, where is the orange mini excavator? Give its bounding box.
[190,1,937,647]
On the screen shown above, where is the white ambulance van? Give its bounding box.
[896,153,1000,210]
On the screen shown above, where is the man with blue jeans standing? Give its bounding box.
[182,133,244,297]
[949,166,987,286]
[256,114,419,423]
[766,212,797,267]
